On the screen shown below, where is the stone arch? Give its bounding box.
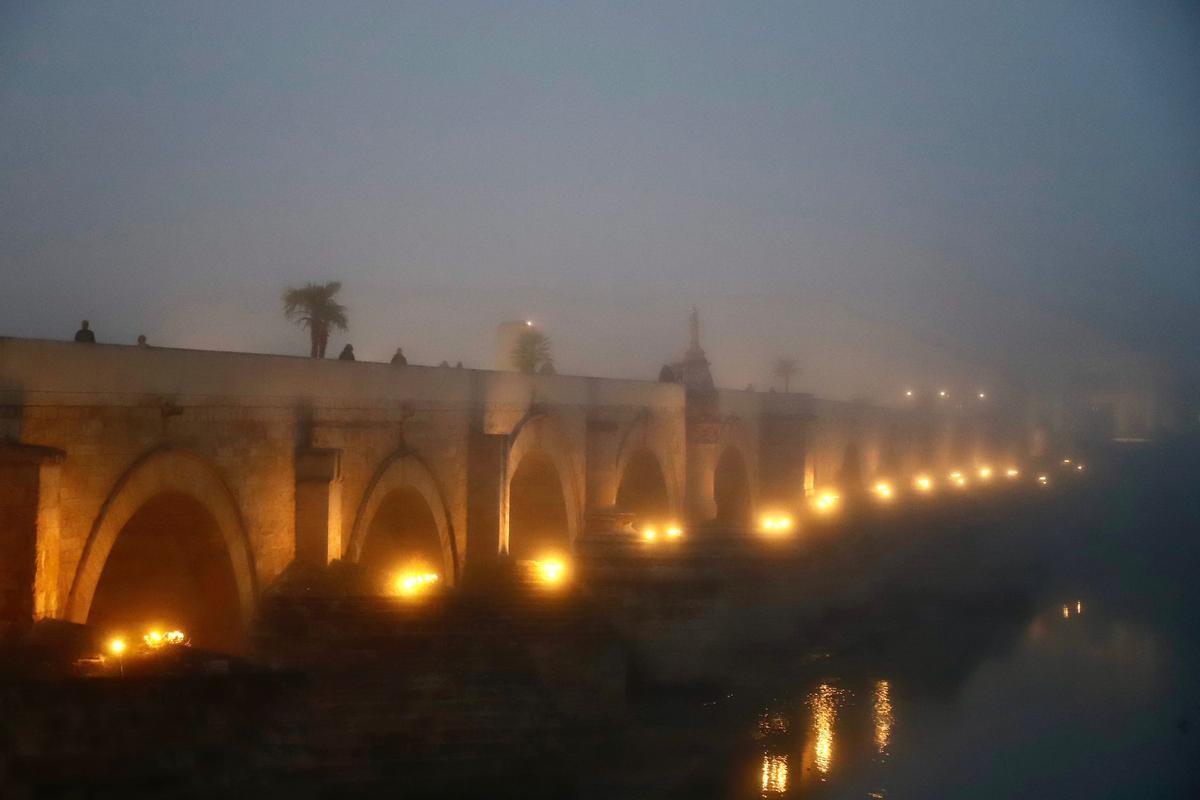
[506,413,582,556]
[65,449,257,633]
[713,417,757,521]
[614,414,680,521]
[346,450,457,586]
[713,445,753,525]
[615,448,672,523]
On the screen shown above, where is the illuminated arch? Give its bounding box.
[506,413,583,553]
[66,449,256,627]
[714,417,757,520]
[345,450,457,585]
[614,415,681,520]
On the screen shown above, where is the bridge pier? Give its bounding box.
[0,443,64,627]
[294,448,343,568]
[463,431,508,588]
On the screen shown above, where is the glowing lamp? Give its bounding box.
[1062,458,1072,464]
[948,470,968,488]
[665,525,684,539]
[977,466,993,480]
[1037,474,1049,485]
[872,481,894,500]
[913,475,934,492]
[536,558,566,586]
[107,637,126,657]
[759,513,794,535]
[812,492,840,514]
[642,526,658,542]
[394,570,440,598]
[1005,468,1020,478]
[143,629,187,649]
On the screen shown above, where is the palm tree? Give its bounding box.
[772,357,800,393]
[282,281,349,358]
[512,329,554,374]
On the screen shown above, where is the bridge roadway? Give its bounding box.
[0,336,1023,647]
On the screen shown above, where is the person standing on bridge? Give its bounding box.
[73,320,95,343]
[338,344,355,361]
[390,347,407,365]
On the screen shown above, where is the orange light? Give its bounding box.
[872,481,894,500]
[535,558,567,586]
[665,525,684,539]
[393,570,440,598]
[913,474,934,492]
[143,629,186,648]
[642,526,658,542]
[1037,474,1049,485]
[1005,467,1020,478]
[977,466,993,480]
[812,492,840,514]
[107,637,126,657]
[759,513,795,535]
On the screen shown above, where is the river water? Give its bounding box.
[588,440,1200,799]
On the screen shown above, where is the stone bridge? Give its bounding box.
[0,337,1019,650]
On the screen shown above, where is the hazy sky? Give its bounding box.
[2,2,1197,397]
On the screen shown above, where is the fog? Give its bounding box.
[2,1,1198,399]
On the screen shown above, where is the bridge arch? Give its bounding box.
[713,419,757,525]
[66,449,256,651]
[714,446,753,525]
[506,413,582,558]
[614,415,680,524]
[616,448,673,524]
[346,451,457,587]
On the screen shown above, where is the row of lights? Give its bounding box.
[904,389,988,400]
[641,522,684,542]
[376,455,1086,601]
[756,457,1082,536]
[107,628,188,658]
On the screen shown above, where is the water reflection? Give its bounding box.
[756,710,789,737]
[873,680,893,756]
[759,753,789,795]
[806,683,845,777]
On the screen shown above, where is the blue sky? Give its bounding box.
[2,1,1197,396]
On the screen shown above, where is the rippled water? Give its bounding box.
[725,443,1200,799]
[585,442,1200,799]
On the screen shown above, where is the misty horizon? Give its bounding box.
[3,1,1198,399]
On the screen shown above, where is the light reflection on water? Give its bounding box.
[873,680,893,756]
[738,594,1191,799]
[759,753,788,796]
[806,683,844,777]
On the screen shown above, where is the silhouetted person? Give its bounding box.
[338,344,355,361]
[136,334,148,347]
[73,320,95,343]
[455,361,464,369]
[390,347,407,365]
[658,364,676,383]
